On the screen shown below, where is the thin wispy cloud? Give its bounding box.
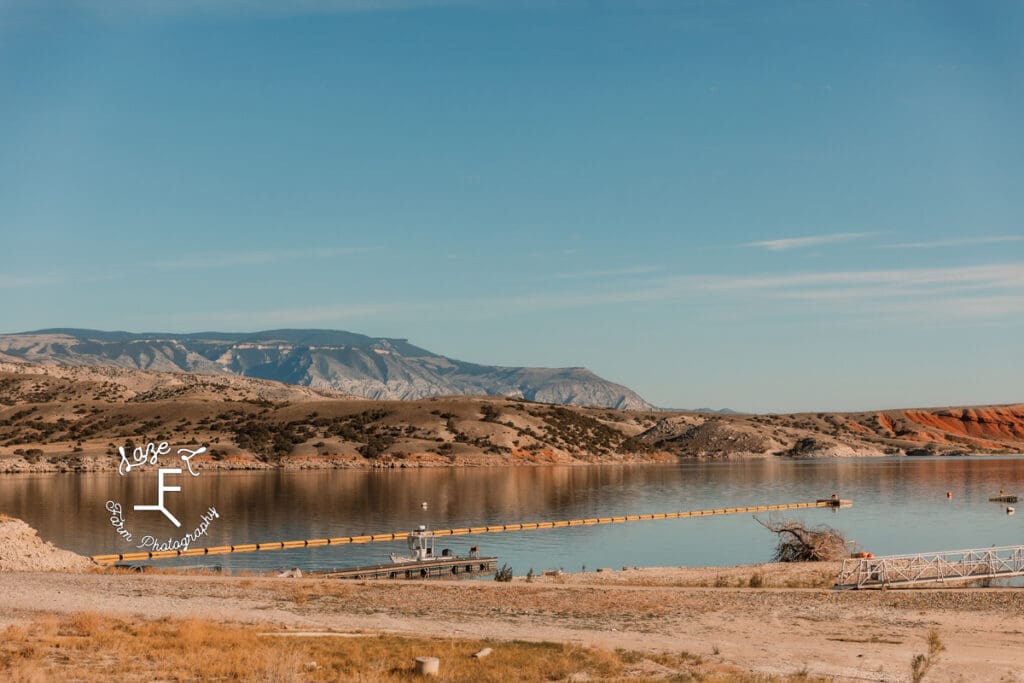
[743,232,872,251]
[696,263,1024,293]
[60,0,490,18]
[190,262,1024,328]
[183,301,402,326]
[550,265,663,281]
[497,263,1024,321]
[149,246,371,271]
[686,263,1024,322]
[881,235,1024,249]
[0,273,65,288]
[868,294,1024,319]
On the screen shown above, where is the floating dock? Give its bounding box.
[989,495,1018,503]
[320,556,498,580]
[90,498,853,565]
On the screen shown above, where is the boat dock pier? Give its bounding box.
[320,556,498,580]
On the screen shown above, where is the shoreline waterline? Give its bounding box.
[2,457,1023,575]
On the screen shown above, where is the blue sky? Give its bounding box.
[1,0,1022,412]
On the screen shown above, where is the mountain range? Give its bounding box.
[0,329,653,410]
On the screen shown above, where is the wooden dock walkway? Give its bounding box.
[91,498,852,565]
[989,495,1018,503]
[319,556,498,580]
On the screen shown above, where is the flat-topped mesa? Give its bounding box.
[0,329,654,410]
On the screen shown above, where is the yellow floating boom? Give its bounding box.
[90,499,851,565]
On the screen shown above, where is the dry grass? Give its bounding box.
[0,613,820,682]
[545,564,840,590]
[88,565,188,576]
[286,582,310,605]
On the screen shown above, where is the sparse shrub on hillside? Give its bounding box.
[231,420,305,462]
[535,406,640,455]
[447,419,470,443]
[358,435,395,459]
[620,436,657,454]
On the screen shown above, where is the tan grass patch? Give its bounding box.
[0,613,819,682]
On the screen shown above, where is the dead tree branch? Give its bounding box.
[755,515,853,562]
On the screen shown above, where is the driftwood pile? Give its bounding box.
[755,515,852,562]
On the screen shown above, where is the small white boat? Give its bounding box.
[389,525,435,564]
[1007,506,1016,515]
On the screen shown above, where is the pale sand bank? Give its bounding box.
[2,518,1023,680]
[0,566,1022,681]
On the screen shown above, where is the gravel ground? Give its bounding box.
[1,567,1023,681]
[3,517,1024,681]
[0,517,95,572]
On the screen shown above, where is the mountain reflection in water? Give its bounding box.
[2,457,1022,574]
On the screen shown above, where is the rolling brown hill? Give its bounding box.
[0,361,1021,473]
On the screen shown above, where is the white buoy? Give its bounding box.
[421,501,429,510]
[414,656,439,676]
[1007,506,1016,515]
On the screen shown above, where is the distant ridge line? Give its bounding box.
[0,328,654,410]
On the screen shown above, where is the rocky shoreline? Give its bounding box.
[0,444,686,474]
[5,447,1016,475]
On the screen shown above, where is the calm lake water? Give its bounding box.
[2,457,1023,575]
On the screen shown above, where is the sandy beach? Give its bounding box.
[3,517,1023,680]
[2,561,1023,681]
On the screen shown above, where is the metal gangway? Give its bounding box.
[834,545,1024,590]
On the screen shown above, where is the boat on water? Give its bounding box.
[389,525,444,564]
[319,525,497,579]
